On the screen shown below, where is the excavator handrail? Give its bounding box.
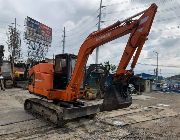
[119,9,146,24]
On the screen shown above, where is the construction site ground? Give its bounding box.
[0,88,179,140]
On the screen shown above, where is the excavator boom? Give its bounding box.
[66,3,157,102]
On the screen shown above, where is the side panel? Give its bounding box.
[39,63,54,74]
[33,72,53,97]
[29,63,54,97]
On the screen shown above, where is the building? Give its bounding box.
[131,75,152,93]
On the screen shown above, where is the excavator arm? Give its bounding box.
[66,3,158,103]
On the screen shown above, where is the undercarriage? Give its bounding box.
[24,98,101,126]
[24,84,132,126]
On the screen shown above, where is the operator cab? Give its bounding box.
[54,53,77,89]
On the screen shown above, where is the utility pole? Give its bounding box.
[95,0,103,64]
[62,27,66,54]
[7,17,21,68]
[12,18,17,58]
[153,51,159,82]
[12,18,17,78]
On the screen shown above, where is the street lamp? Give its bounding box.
[153,51,159,82]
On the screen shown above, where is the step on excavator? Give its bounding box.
[24,3,158,126]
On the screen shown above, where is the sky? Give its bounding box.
[0,0,179,77]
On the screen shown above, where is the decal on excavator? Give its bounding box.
[35,79,43,82]
[96,32,111,41]
[137,16,149,32]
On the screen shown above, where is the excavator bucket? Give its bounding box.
[100,83,132,111]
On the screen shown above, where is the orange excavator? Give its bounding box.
[25,3,157,125]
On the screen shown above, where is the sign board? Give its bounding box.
[24,17,52,46]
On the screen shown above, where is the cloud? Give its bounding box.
[0,0,179,77]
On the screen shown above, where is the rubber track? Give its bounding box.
[24,98,64,126]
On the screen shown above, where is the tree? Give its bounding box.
[104,61,116,73]
[25,41,49,62]
[6,25,21,62]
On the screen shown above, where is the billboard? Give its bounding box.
[24,17,52,46]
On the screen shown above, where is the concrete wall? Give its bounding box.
[134,79,152,93]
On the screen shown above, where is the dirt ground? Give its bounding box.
[0,88,179,140]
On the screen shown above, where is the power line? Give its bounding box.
[137,62,180,68]
[66,23,97,39]
[56,1,180,51]
[154,16,180,23]
[38,11,98,36]
[65,24,96,47]
[103,3,180,21]
[62,0,107,54]
[65,11,98,34]
[53,0,180,59]
[105,6,146,15]
[104,0,176,7]
[150,26,180,36]
[97,52,180,69]
[104,0,178,15]
[65,24,97,48]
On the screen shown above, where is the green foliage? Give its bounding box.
[6,26,21,62]
[104,61,116,73]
